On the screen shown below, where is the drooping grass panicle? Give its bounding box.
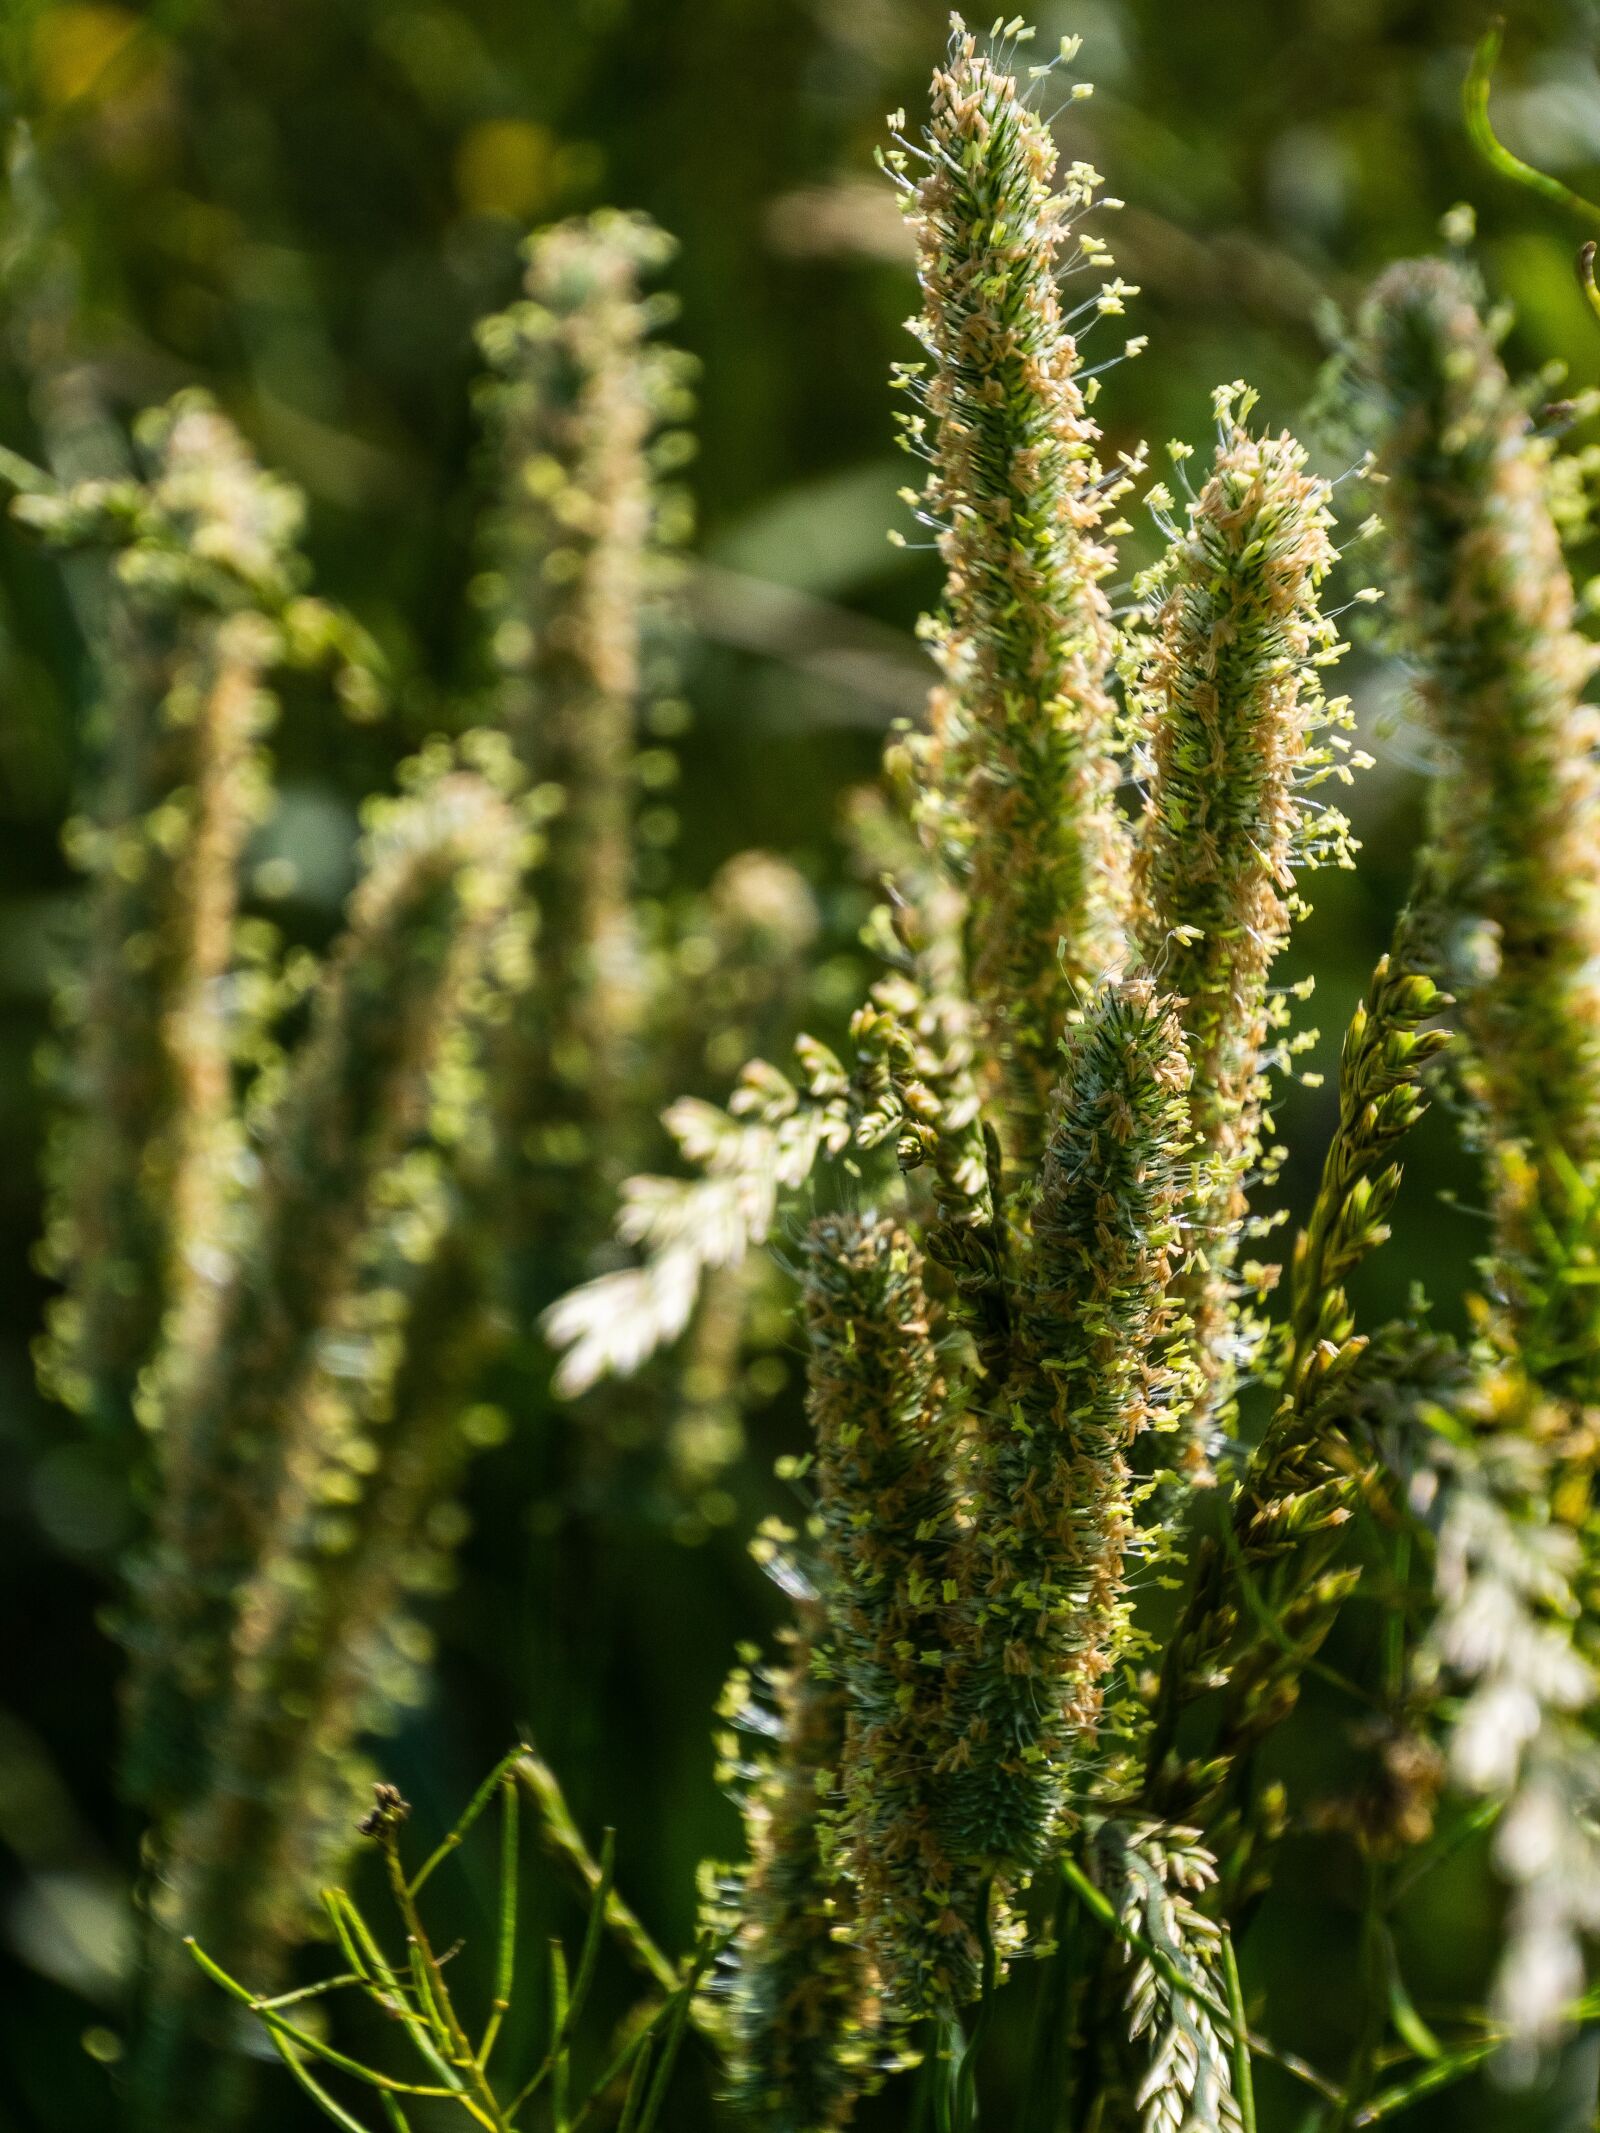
[800,1212,984,2015]
[1357,256,1600,1400]
[1144,933,1451,1894]
[945,975,1191,1871]
[724,1606,884,2131]
[126,763,526,1824]
[477,208,693,1212]
[1284,931,1451,1378]
[541,1041,856,1396]
[541,943,995,1399]
[885,15,1142,1161]
[1128,388,1356,1474]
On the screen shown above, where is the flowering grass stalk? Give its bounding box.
[77,14,1600,2130]
[884,14,1141,1161]
[1145,934,1450,1898]
[724,1608,884,2130]
[121,766,524,2128]
[477,209,692,1230]
[1128,391,1354,1471]
[27,397,303,1449]
[946,976,1191,1871]
[1358,256,1600,1401]
[1355,259,1600,2049]
[128,768,522,1812]
[800,1212,982,2015]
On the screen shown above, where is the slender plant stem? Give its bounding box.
[514,1750,680,1998]
[381,1830,512,2130]
[950,1875,998,2132]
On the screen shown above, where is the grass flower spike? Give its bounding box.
[125,765,525,2124]
[800,1212,982,2014]
[477,209,692,1216]
[725,1609,883,2131]
[1129,389,1354,1471]
[1358,258,1600,1400]
[948,976,1191,1869]
[30,396,303,1449]
[886,15,1140,1160]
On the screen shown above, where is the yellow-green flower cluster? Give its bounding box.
[124,767,524,2019]
[1129,391,1351,1472]
[118,757,525,2127]
[1358,258,1600,1401]
[946,977,1191,1868]
[129,766,523,1804]
[800,1213,983,2014]
[476,209,693,1222]
[886,15,1140,1161]
[29,397,303,1449]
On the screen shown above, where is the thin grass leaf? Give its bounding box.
[479,1774,520,2068]
[1221,1933,1257,2133]
[1463,19,1600,224]
[410,1746,530,1898]
[562,1994,678,2132]
[267,2028,378,2133]
[550,1940,571,2133]
[633,1941,713,2133]
[185,1940,455,2099]
[615,2046,653,2133]
[321,1889,462,2092]
[515,1749,679,1997]
[257,1972,366,2011]
[1351,2040,1497,2127]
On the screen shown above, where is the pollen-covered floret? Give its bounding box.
[801,1212,984,2014]
[1127,390,1354,1472]
[888,14,1141,1161]
[943,976,1192,1868]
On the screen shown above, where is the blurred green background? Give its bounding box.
[2,0,1600,2126]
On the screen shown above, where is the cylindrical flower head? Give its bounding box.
[31,396,297,1447]
[728,1610,882,2132]
[128,769,526,1818]
[1130,397,1345,1472]
[947,977,1191,1867]
[477,209,692,1221]
[891,18,1137,1162]
[1358,259,1600,1398]
[801,1213,982,2014]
